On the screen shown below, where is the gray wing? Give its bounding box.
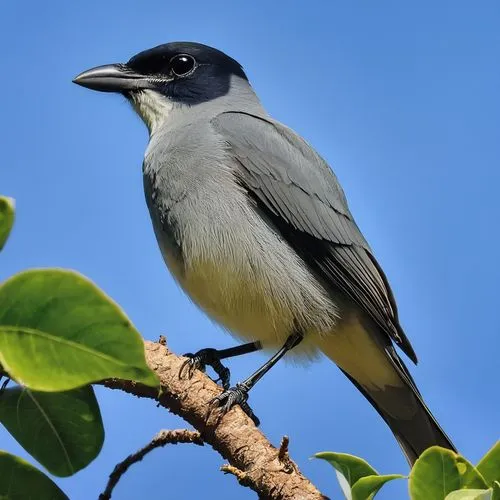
[212,111,417,363]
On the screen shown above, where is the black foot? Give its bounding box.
[180,348,231,390]
[210,383,260,426]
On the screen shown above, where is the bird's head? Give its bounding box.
[73,41,255,132]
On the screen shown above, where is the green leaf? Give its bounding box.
[0,269,158,390]
[351,474,405,500]
[0,197,15,251]
[315,452,378,486]
[314,451,378,487]
[445,490,493,500]
[315,453,403,500]
[477,442,500,486]
[409,446,488,500]
[0,385,104,477]
[492,482,500,500]
[0,451,68,499]
[315,452,380,499]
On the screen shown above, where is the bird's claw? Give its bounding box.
[179,348,231,390]
[179,353,204,379]
[210,383,260,426]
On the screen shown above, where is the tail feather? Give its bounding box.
[340,366,456,465]
[318,318,456,466]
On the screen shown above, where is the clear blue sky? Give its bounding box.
[1,2,499,499]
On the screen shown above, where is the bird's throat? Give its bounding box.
[130,89,175,135]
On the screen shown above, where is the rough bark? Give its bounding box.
[102,340,327,500]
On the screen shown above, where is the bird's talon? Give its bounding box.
[179,348,231,388]
[209,395,223,406]
[179,357,197,380]
[209,383,259,424]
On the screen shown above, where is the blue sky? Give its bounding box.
[1,1,499,498]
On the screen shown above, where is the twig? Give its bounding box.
[277,436,295,474]
[221,464,250,486]
[278,436,289,463]
[99,429,203,500]
[101,340,327,499]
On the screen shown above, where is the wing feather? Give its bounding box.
[212,111,417,363]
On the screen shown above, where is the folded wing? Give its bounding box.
[212,111,417,363]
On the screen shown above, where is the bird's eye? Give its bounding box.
[170,54,196,76]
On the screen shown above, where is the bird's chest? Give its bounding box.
[142,134,334,345]
[166,195,292,341]
[145,175,295,343]
[179,252,276,339]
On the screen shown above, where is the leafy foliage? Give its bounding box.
[0,196,14,251]
[0,386,104,476]
[0,269,159,391]
[315,452,403,499]
[476,441,500,486]
[0,451,68,499]
[351,474,405,500]
[445,490,494,500]
[410,447,487,499]
[316,443,500,500]
[0,197,156,493]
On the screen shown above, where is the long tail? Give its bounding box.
[318,318,456,465]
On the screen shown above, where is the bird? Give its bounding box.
[73,41,456,465]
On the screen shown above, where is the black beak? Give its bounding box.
[72,64,154,93]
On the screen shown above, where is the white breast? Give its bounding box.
[165,184,339,352]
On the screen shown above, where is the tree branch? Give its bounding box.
[99,429,203,500]
[102,340,327,499]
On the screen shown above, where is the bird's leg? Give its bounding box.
[210,331,303,426]
[180,341,262,390]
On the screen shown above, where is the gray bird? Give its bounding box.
[74,41,455,465]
